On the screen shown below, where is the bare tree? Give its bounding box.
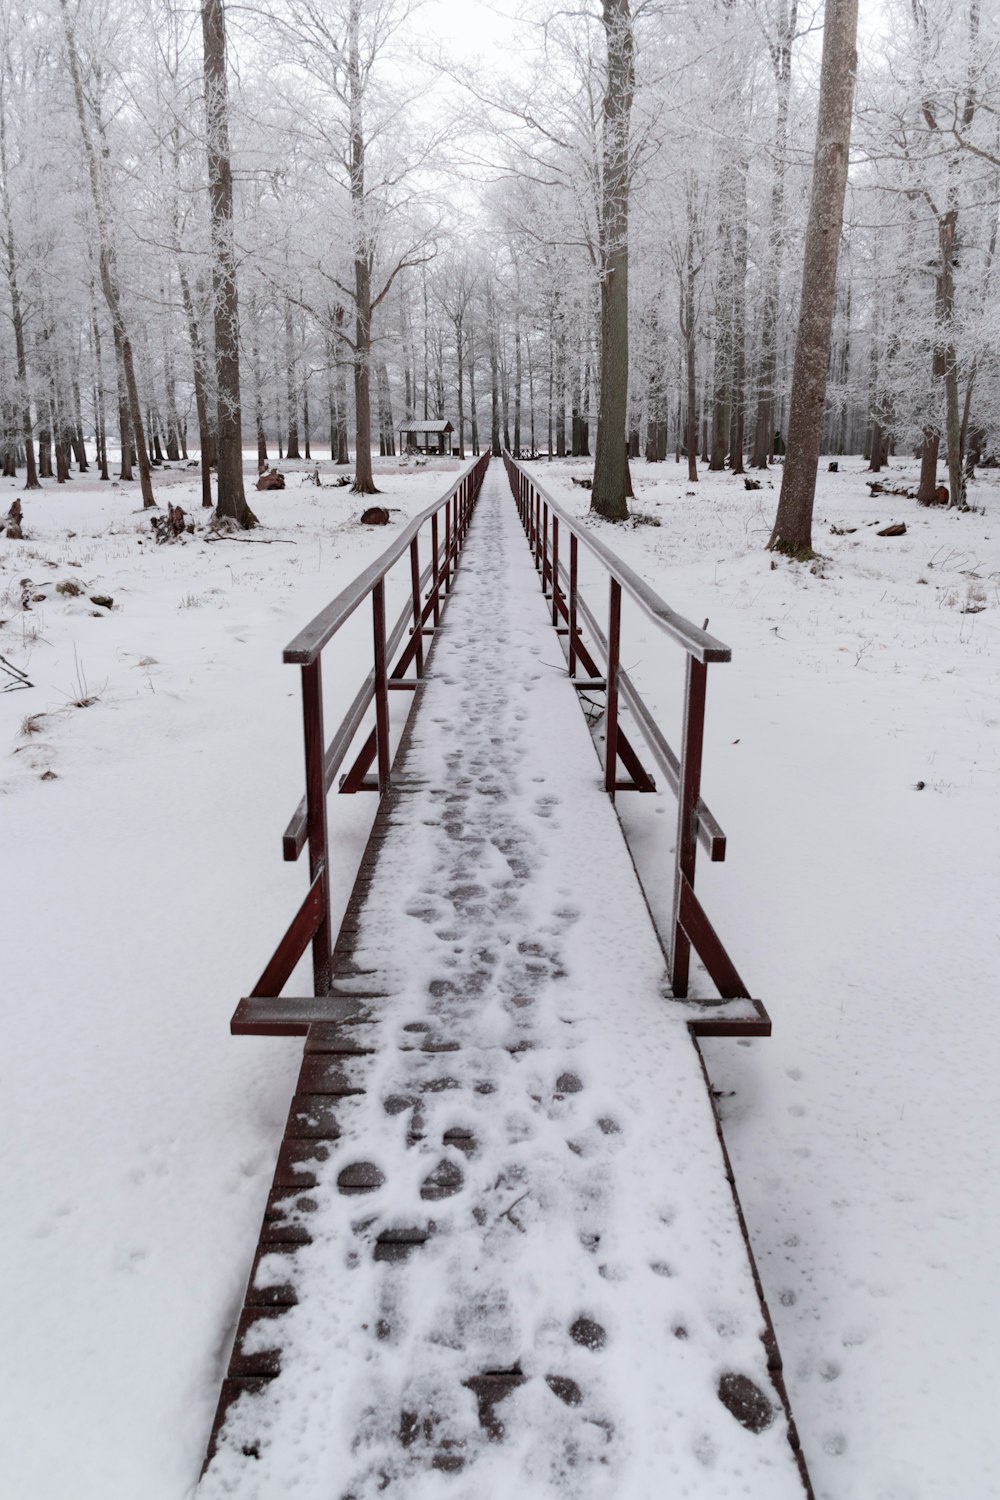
[591,0,635,521]
[201,0,256,526]
[751,0,798,469]
[769,0,859,557]
[0,33,39,488]
[59,0,156,508]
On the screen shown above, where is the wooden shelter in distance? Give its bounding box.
[398,419,456,456]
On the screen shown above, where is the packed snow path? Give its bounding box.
[202,466,809,1498]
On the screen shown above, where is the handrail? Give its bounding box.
[502,451,751,1009]
[282,550,441,861]
[569,575,727,860]
[244,453,490,1001]
[500,464,732,665]
[285,455,484,665]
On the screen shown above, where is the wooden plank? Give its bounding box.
[297,1055,369,1096]
[304,1022,380,1054]
[686,999,773,1039]
[231,993,372,1037]
[228,1306,288,1378]
[204,1376,274,1469]
[246,1243,300,1306]
[285,1094,345,1139]
[273,1138,337,1189]
[261,1188,318,1246]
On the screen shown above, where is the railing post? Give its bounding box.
[444,497,452,593]
[542,502,550,593]
[372,579,391,793]
[551,515,560,626]
[569,533,579,677]
[431,511,441,625]
[605,579,622,801]
[671,656,708,998]
[409,536,424,677]
[301,657,332,994]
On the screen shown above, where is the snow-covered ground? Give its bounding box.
[2,450,998,1498]
[527,455,1000,1500]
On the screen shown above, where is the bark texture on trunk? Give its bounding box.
[769,0,858,557]
[682,216,699,484]
[591,0,634,522]
[60,0,155,508]
[752,2,797,469]
[201,0,256,526]
[348,3,378,495]
[0,103,39,489]
[284,298,300,458]
[455,314,466,458]
[489,317,502,457]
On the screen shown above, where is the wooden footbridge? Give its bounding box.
[199,457,814,1498]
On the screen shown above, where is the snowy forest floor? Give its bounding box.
[2,451,998,1500]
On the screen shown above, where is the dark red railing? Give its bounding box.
[246,454,490,1005]
[503,451,753,1007]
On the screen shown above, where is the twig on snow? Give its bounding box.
[0,653,32,691]
[202,535,298,545]
[499,1190,531,1233]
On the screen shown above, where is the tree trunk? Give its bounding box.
[378,363,394,456]
[939,210,964,507]
[252,331,268,469]
[201,0,255,525]
[489,317,502,456]
[513,320,522,456]
[591,0,634,519]
[455,315,466,459]
[917,432,939,501]
[528,336,536,454]
[284,298,300,458]
[769,0,858,557]
[468,325,479,456]
[113,325,135,479]
[177,259,214,507]
[684,239,698,484]
[752,2,797,469]
[91,308,109,481]
[729,161,748,473]
[555,326,566,457]
[580,357,591,457]
[501,334,512,452]
[336,360,350,465]
[60,1,155,507]
[0,101,40,489]
[162,321,181,461]
[347,5,378,495]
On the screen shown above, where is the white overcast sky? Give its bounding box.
[417,0,523,65]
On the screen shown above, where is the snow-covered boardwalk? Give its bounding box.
[202,466,810,1498]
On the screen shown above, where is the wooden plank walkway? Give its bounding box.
[200,465,813,1499]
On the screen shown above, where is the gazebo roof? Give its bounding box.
[397,419,454,434]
